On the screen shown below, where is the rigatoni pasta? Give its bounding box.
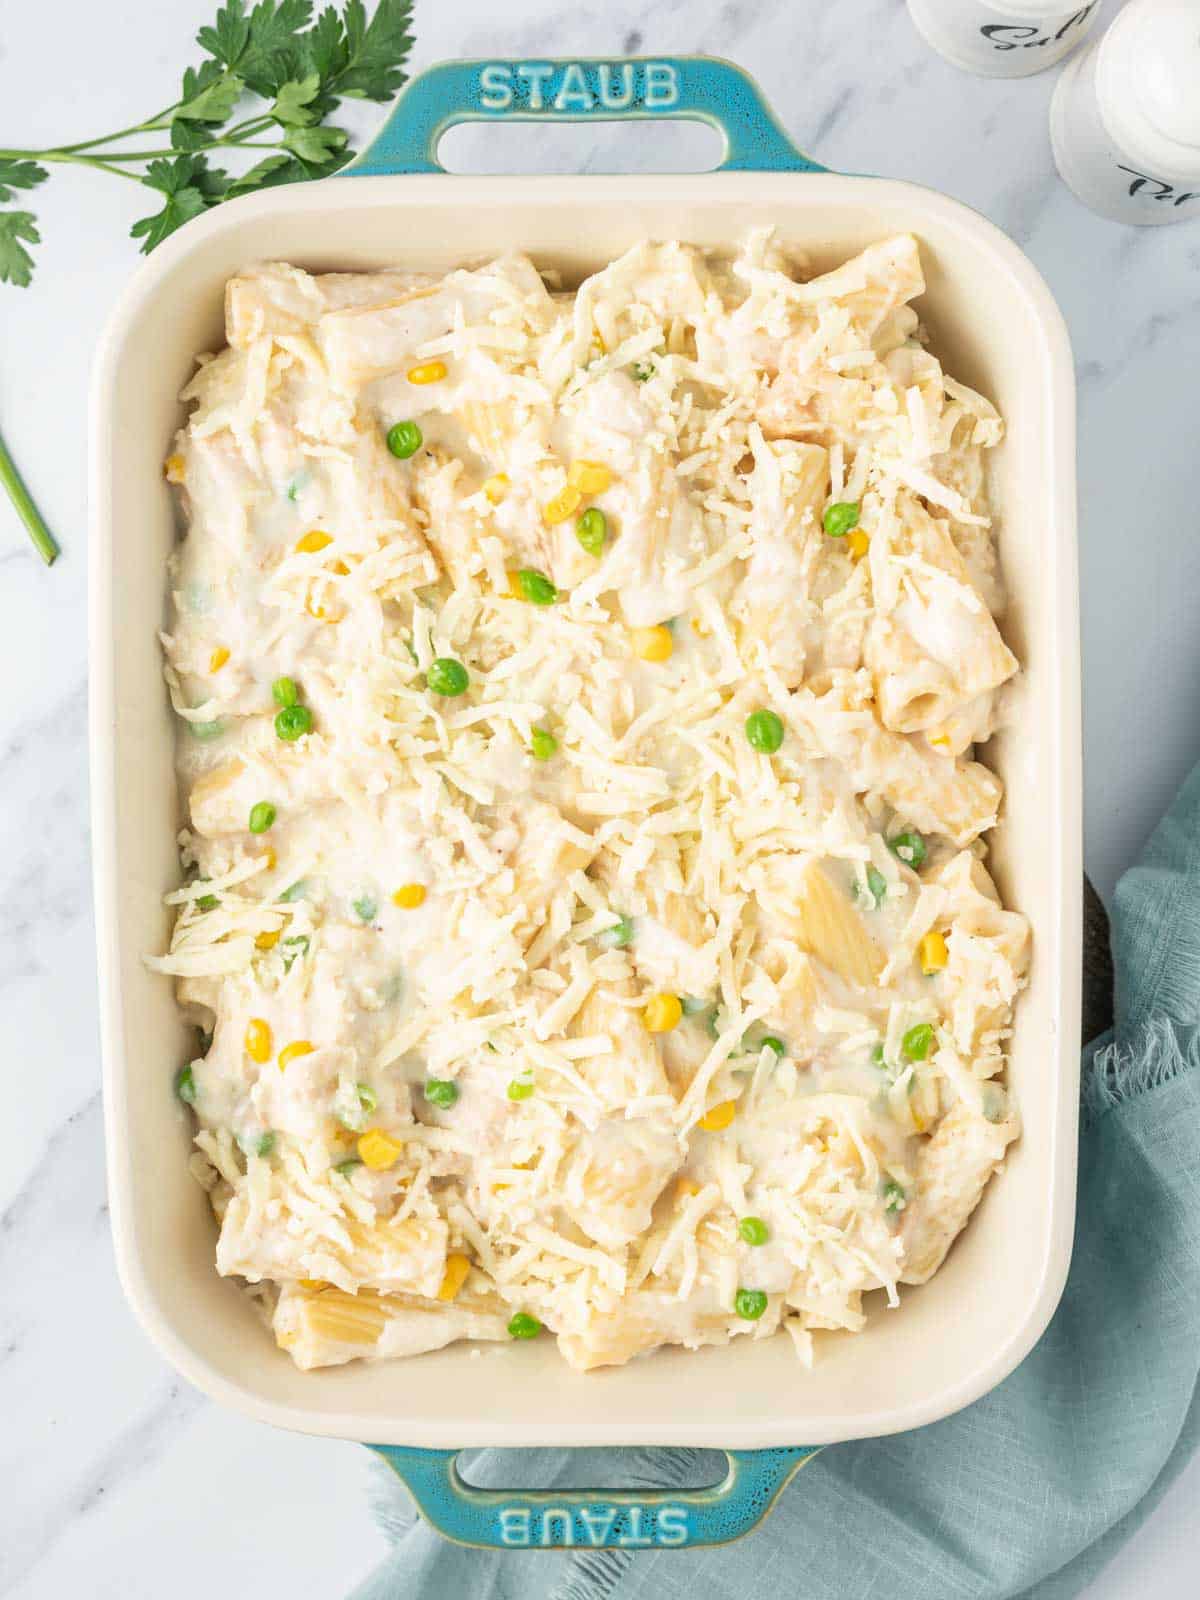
[153,230,1028,1374]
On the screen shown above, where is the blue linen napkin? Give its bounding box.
[354,761,1200,1600]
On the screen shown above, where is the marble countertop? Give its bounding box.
[3,0,1198,1594]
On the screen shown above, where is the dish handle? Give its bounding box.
[340,56,825,177]
[367,1443,821,1549]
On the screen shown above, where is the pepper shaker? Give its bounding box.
[906,0,1101,77]
[1051,0,1200,224]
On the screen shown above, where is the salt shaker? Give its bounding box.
[906,0,1101,77]
[1051,0,1200,224]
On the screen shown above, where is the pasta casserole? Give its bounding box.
[152,230,1030,1372]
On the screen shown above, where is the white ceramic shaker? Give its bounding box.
[1051,0,1200,224]
[906,0,1101,77]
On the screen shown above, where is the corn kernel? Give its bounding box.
[919,930,949,975]
[299,1278,327,1292]
[278,1039,315,1071]
[631,625,673,663]
[698,1100,737,1132]
[392,883,427,910]
[208,646,230,673]
[244,1018,272,1064]
[437,1252,472,1302]
[567,459,613,495]
[255,929,280,950]
[675,1177,701,1201]
[358,1127,403,1170]
[542,484,583,526]
[643,993,683,1033]
[295,529,333,554]
[164,453,186,484]
[407,360,447,385]
[848,529,870,562]
[483,473,510,505]
[305,594,342,624]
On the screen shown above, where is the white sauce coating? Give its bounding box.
[154,234,1029,1373]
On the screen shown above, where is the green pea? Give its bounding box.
[883,1179,906,1215]
[189,719,224,741]
[888,831,927,869]
[744,709,784,754]
[356,1083,378,1115]
[334,1157,363,1176]
[530,727,558,761]
[248,801,276,835]
[275,704,313,741]
[507,1312,541,1339]
[596,913,633,949]
[272,676,299,708]
[352,894,378,923]
[902,1022,934,1061]
[823,501,861,538]
[254,1132,276,1158]
[281,933,310,972]
[738,1216,769,1246]
[982,1084,1009,1124]
[386,421,423,460]
[575,507,607,556]
[740,1030,784,1058]
[425,1078,459,1109]
[871,1043,886,1066]
[176,1065,198,1105]
[515,568,558,606]
[866,865,887,906]
[734,1288,768,1321]
[196,894,219,912]
[426,657,469,697]
[507,1077,534,1101]
[279,881,308,904]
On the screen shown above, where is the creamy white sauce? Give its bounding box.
[154,237,1028,1373]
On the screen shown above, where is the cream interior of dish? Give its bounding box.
[154,232,1030,1373]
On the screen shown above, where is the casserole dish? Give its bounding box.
[91,56,1081,1548]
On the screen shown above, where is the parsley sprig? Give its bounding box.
[0,0,415,564]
